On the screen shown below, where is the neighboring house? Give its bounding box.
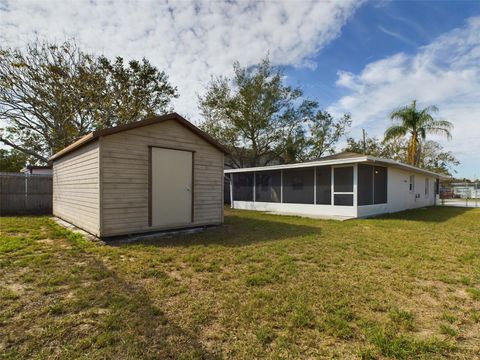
[225,152,449,218]
[451,183,480,199]
[49,113,228,238]
[20,165,52,175]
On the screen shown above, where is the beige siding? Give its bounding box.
[52,141,100,236]
[100,119,223,236]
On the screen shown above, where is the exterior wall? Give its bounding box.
[232,201,357,218]
[100,119,224,237]
[357,167,436,217]
[52,141,100,236]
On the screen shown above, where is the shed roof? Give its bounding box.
[225,151,450,179]
[49,113,228,162]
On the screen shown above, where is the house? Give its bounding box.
[49,113,228,238]
[20,165,52,175]
[225,152,449,219]
[451,182,480,199]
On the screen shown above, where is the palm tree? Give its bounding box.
[384,100,453,166]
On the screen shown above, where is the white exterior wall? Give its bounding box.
[357,167,436,217]
[232,201,357,217]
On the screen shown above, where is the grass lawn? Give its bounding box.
[1,207,479,359]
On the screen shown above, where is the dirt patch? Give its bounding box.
[37,239,54,245]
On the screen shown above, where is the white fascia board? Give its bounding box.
[224,157,369,173]
[364,156,451,179]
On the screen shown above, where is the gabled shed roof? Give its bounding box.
[49,113,229,162]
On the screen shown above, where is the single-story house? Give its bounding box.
[451,183,480,199]
[49,113,228,238]
[225,152,449,218]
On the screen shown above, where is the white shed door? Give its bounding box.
[151,147,192,227]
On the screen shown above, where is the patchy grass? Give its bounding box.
[1,207,479,359]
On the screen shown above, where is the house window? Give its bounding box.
[425,178,429,197]
[358,164,387,205]
[255,171,281,203]
[409,175,415,192]
[333,166,354,206]
[316,166,331,205]
[373,166,388,204]
[233,172,254,201]
[283,168,314,204]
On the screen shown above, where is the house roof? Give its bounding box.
[224,151,450,179]
[49,113,229,162]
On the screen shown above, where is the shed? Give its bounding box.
[225,152,449,219]
[49,113,227,238]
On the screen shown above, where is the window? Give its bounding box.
[357,164,387,205]
[233,172,254,201]
[255,171,281,203]
[316,166,331,205]
[334,166,353,192]
[333,166,354,206]
[409,175,415,192]
[425,178,429,197]
[358,164,373,205]
[373,166,387,204]
[334,194,353,206]
[283,168,314,204]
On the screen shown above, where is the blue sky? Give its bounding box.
[289,0,480,105]
[1,0,479,178]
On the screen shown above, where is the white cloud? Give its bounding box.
[0,0,360,121]
[329,17,480,178]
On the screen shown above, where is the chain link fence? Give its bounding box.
[438,181,480,208]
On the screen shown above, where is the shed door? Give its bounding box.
[151,148,192,227]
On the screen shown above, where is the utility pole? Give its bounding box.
[362,129,366,155]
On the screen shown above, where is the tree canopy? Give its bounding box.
[0,148,28,172]
[345,134,459,176]
[199,58,350,168]
[384,100,453,166]
[0,41,178,163]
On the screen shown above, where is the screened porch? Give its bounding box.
[227,163,388,215]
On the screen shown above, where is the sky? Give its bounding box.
[0,0,479,178]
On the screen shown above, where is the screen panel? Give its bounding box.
[316,166,331,205]
[373,166,387,204]
[283,168,314,204]
[334,194,353,206]
[358,164,373,205]
[255,171,281,203]
[334,166,354,192]
[233,172,254,201]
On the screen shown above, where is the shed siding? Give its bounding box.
[52,141,100,235]
[101,119,223,236]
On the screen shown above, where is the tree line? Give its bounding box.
[0,40,456,175]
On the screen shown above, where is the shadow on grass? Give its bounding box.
[109,215,320,248]
[82,257,218,358]
[45,245,217,358]
[371,206,475,223]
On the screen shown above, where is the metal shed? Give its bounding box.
[49,113,227,238]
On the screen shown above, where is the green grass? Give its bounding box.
[1,207,479,359]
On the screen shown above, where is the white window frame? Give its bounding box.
[332,164,355,206]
